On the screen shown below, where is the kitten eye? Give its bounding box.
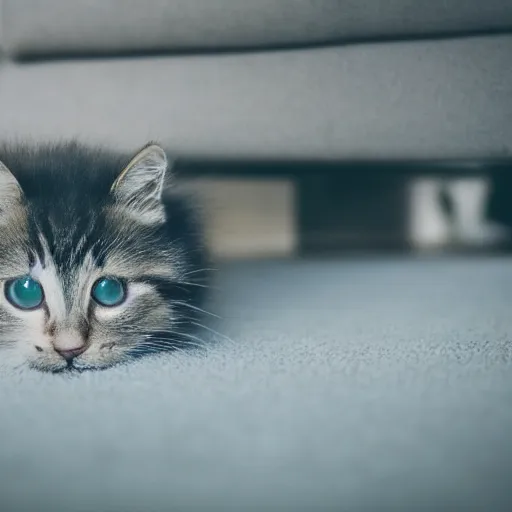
[91,277,126,307]
[5,276,44,310]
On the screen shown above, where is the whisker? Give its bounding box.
[141,333,206,348]
[173,301,221,319]
[191,321,235,345]
[177,281,213,290]
[157,331,207,346]
[134,342,179,352]
[145,334,205,348]
[129,346,189,357]
[140,338,204,350]
[182,268,218,277]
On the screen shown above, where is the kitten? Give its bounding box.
[0,141,209,372]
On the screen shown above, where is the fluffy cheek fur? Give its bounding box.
[74,286,174,370]
[0,282,175,372]
[0,304,56,371]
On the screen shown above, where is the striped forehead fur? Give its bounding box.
[0,142,201,275]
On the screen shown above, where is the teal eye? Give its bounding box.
[5,276,44,310]
[91,277,126,307]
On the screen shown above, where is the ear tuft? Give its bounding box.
[111,144,169,224]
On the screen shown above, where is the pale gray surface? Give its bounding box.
[2,0,512,58]
[0,35,511,161]
[1,257,512,511]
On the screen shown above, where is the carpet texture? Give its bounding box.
[1,257,512,511]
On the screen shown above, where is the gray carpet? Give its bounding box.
[1,257,512,511]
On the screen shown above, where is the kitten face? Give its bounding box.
[0,143,207,372]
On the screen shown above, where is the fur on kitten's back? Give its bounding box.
[0,141,210,372]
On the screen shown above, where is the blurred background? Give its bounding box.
[177,163,512,260]
[0,1,511,260]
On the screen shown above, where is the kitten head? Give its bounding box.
[0,142,208,372]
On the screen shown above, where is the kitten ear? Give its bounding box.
[111,143,169,224]
[0,160,23,209]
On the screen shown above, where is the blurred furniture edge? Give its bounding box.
[0,1,511,257]
[0,0,511,165]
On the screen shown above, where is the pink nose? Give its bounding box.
[54,345,87,361]
[53,330,88,361]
